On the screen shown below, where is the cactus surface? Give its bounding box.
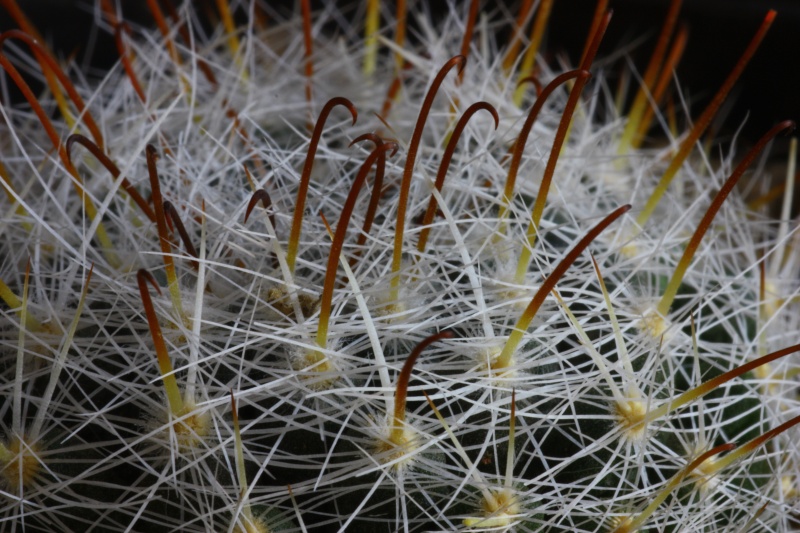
[0,1,799,531]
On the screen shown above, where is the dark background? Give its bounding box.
[1,0,798,144]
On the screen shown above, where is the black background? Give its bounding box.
[1,0,798,144]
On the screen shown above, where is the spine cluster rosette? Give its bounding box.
[0,1,798,531]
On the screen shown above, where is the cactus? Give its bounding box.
[0,1,799,531]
